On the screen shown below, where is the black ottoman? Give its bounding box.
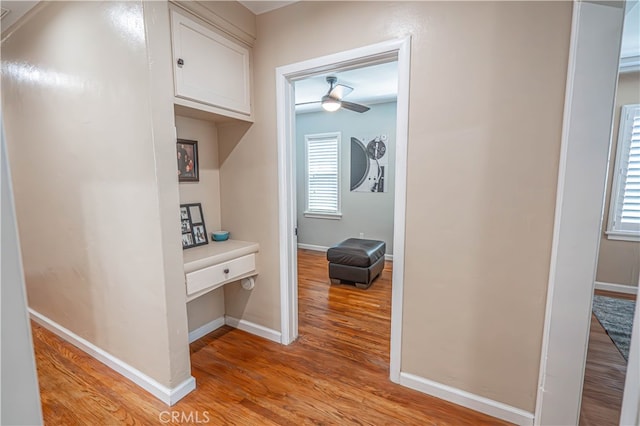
[327,238,386,289]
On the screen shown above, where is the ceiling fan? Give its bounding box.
[297,76,370,113]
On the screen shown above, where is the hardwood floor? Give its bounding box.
[32,249,509,425]
[579,290,636,426]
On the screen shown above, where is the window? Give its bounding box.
[304,132,341,219]
[607,104,640,241]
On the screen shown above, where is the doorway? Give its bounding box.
[275,38,411,381]
[534,2,637,424]
[580,2,640,423]
[292,62,398,377]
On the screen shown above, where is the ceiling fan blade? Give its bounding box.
[341,101,370,113]
[329,83,353,100]
[295,100,321,106]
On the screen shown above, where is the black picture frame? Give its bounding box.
[180,203,208,249]
[177,139,199,182]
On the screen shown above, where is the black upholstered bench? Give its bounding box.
[327,238,386,289]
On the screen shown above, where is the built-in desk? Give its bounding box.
[183,239,259,302]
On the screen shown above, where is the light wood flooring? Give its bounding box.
[32,248,509,425]
[579,289,636,426]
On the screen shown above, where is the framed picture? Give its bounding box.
[193,225,207,244]
[180,203,208,249]
[177,139,199,182]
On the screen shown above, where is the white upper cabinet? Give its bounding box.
[170,10,251,117]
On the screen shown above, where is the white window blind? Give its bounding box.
[305,133,341,218]
[607,104,640,240]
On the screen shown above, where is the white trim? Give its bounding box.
[389,35,410,384]
[303,212,342,220]
[276,54,299,345]
[606,103,640,238]
[188,316,226,343]
[297,242,328,252]
[168,376,198,405]
[224,315,282,344]
[29,309,195,405]
[594,281,638,295]
[535,2,625,425]
[399,372,534,426]
[297,243,393,261]
[276,37,411,379]
[2,115,44,425]
[619,55,640,74]
[606,230,640,242]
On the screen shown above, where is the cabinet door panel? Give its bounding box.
[171,11,251,115]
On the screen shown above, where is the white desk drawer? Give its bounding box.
[186,253,255,296]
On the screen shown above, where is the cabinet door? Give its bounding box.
[171,11,251,115]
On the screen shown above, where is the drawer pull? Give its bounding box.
[223,268,230,274]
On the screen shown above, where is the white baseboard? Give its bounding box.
[188,316,226,343]
[595,281,638,295]
[29,309,195,405]
[297,242,393,261]
[297,243,329,252]
[224,315,281,344]
[399,372,534,426]
[168,376,197,405]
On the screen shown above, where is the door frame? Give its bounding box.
[534,1,626,424]
[275,37,411,381]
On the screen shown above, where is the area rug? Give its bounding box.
[592,295,636,361]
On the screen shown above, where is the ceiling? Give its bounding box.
[0,1,297,28]
[238,1,297,15]
[2,1,637,92]
[294,61,399,113]
[0,0,38,33]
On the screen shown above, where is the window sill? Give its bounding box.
[304,211,342,220]
[606,230,640,242]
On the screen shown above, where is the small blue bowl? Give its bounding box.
[212,231,229,241]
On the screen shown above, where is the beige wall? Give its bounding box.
[221,1,572,412]
[175,115,226,330]
[1,0,575,412]
[596,71,640,287]
[1,1,190,388]
[176,115,223,235]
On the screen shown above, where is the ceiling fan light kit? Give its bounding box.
[298,76,371,113]
[321,95,341,112]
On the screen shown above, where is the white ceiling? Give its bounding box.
[294,61,399,113]
[238,1,297,15]
[0,0,38,33]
